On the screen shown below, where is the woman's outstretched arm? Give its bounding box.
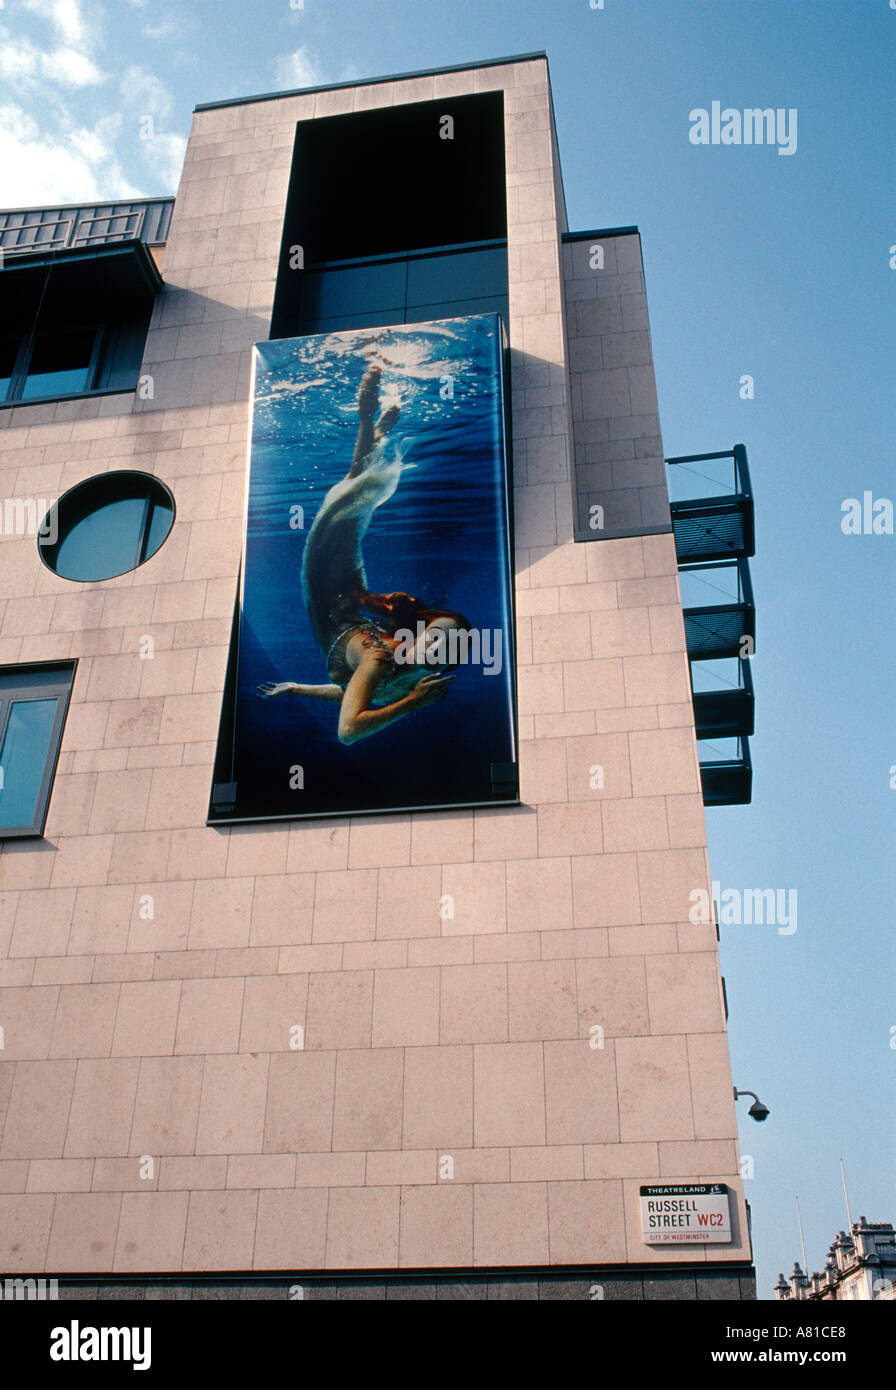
[258,681,343,701]
[337,655,452,745]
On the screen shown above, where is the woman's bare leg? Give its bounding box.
[348,365,400,477]
[302,363,402,657]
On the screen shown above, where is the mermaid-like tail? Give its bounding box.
[301,435,412,657]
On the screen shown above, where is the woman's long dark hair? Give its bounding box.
[352,588,472,635]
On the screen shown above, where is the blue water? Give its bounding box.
[231,314,517,819]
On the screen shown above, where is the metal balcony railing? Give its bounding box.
[698,736,753,807]
[667,444,757,806]
[680,556,755,660]
[667,445,754,563]
[691,655,755,740]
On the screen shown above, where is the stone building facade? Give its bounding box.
[0,53,755,1298]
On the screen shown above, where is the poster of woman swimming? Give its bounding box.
[212,314,518,822]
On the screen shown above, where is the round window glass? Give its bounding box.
[39,471,175,582]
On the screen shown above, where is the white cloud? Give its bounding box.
[0,101,141,204]
[55,0,86,44]
[119,64,174,118]
[69,113,121,166]
[0,39,38,82]
[115,68,184,192]
[0,1,187,206]
[0,34,104,87]
[140,129,187,191]
[273,46,326,90]
[0,104,40,146]
[24,0,87,46]
[142,15,183,42]
[41,45,104,86]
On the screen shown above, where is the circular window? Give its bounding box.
[39,471,175,582]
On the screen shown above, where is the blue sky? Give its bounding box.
[2,0,894,1296]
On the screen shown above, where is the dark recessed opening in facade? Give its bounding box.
[0,241,161,406]
[271,91,507,338]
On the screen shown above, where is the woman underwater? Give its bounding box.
[258,363,472,745]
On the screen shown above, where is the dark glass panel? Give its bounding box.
[145,496,175,559]
[301,261,407,319]
[297,310,405,334]
[54,495,146,581]
[95,308,153,391]
[0,338,20,401]
[0,698,57,829]
[21,328,95,399]
[405,248,507,307]
[406,296,509,326]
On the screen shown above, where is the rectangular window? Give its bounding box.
[0,242,160,408]
[296,243,509,337]
[19,326,101,400]
[0,663,75,838]
[0,316,153,406]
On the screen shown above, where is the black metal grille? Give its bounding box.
[684,607,753,658]
[671,499,753,561]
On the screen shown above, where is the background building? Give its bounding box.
[775,1219,896,1301]
[0,53,757,1299]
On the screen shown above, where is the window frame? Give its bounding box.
[0,661,76,839]
[37,469,176,583]
[0,239,162,410]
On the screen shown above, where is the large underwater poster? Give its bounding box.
[210,314,518,822]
